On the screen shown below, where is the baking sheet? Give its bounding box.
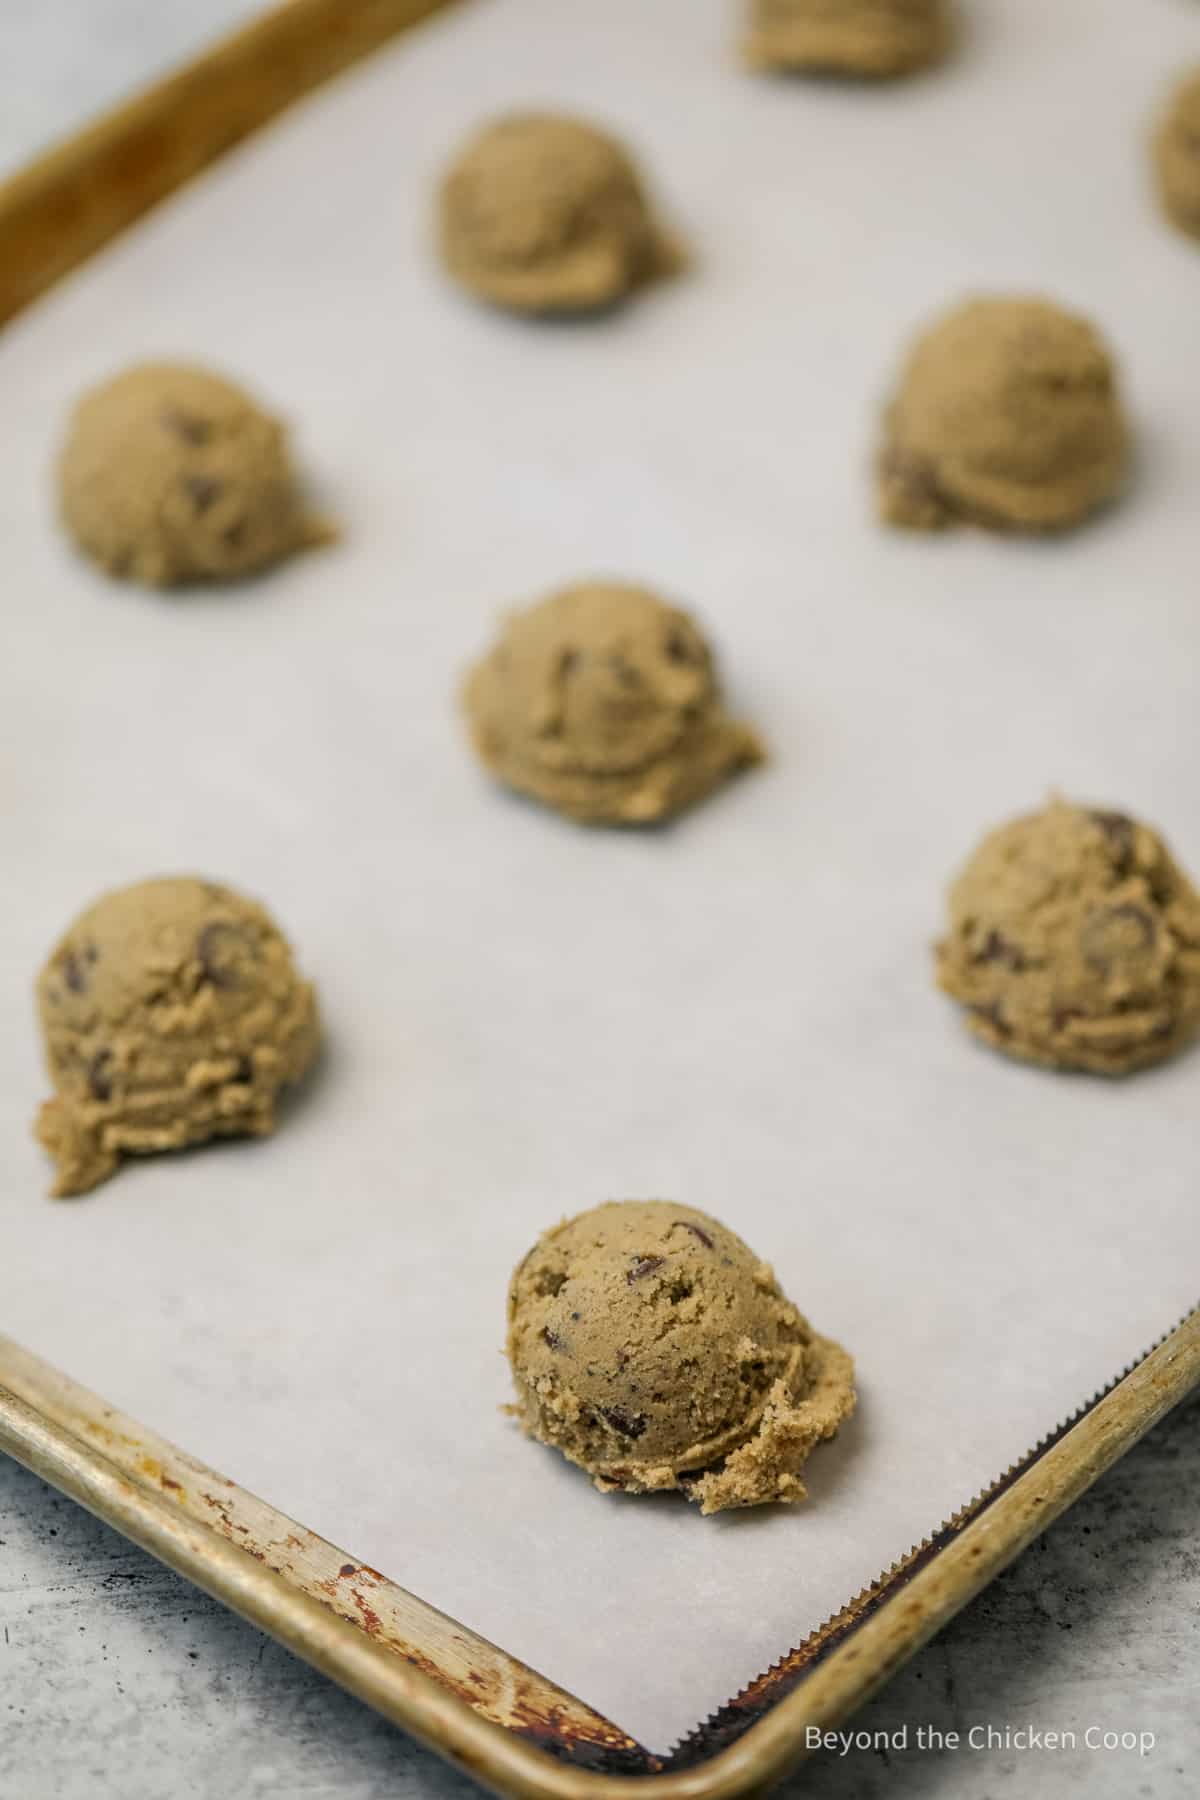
[2,0,1199,1756]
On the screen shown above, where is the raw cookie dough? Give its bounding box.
[438,112,677,313]
[35,877,319,1196]
[463,581,764,825]
[744,0,951,77]
[507,1201,856,1514]
[937,800,1200,1075]
[1153,67,1200,242]
[877,297,1129,533]
[58,363,333,587]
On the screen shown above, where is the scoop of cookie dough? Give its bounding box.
[58,363,333,587]
[877,297,1129,533]
[1153,67,1200,243]
[35,877,319,1196]
[507,1201,855,1514]
[937,800,1200,1075]
[438,112,676,313]
[744,0,951,77]
[464,582,763,826]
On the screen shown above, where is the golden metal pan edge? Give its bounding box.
[0,1332,648,1775]
[3,1313,1195,1798]
[0,0,464,329]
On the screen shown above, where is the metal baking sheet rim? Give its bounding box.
[2,1316,1197,1796]
[1,2,1197,1793]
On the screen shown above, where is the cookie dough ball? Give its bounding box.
[1153,67,1200,242]
[937,800,1200,1075]
[463,581,764,826]
[438,112,675,313]
[744,0,951,77]
[877,297,1129,533]
[507,1201,855,1514]
[35,877,319,1196]
[58,363,333,587]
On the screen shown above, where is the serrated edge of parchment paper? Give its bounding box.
[665,1302,1200,1768]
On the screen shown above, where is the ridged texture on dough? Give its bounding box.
[36,877,319,1195]
[507,1201,856,1514]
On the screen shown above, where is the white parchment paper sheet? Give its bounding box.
[2,0,1198,1754]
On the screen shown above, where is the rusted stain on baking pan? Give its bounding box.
[403,1645,656,1775]
[297,1566,653,1770]
[666,1308,1200,1768]
[0,1334,652,1772]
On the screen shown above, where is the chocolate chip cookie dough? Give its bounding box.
[438,112,678,313]
[744,0,951,78]
[507,1201,855,1514]
[35,877,319,1196]
[463,581,763,825]
[877,297,1129,533]
[1153,66,1200,242]
[58,363,333,587]
[937,800,1200,1075]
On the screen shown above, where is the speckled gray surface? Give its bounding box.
[3,7,1199,1796]
[2,1396,1197,1798]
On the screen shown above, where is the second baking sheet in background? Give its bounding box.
[1,0,1199,1755]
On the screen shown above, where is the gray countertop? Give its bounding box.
[3,8,1198,1797]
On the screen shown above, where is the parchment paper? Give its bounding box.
[2,0,1198,1754]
